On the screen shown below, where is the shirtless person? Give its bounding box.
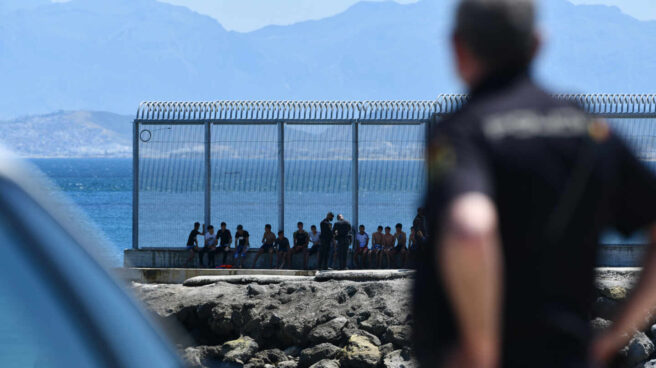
[290,222,310,269]
[391,223,407,268]
[251,224,276,268]
[381,226,395,269]
[370,226,384,269]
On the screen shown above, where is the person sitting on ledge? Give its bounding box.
[232,225,249,269]
[252,224,276,269]
[382,226,395,269]
[290,222,309,269]
[370,225,384,269]
[203,225,218,268]
[354,224,369,269]
[216,222,232,266]
[184,222,203,267]
[307,225,321,270]
[275,230,290,269]
[391,223,408,268]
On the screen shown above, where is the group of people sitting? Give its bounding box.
[184,208,427,270]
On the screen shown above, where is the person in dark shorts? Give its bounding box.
[184,222,203,267]
[232,225,249,268]
[290,222,310,269]
[307,225,321,269]
[353,225,369,269]
[391,223,407,268]
[413,1,656,367]
[202,225,218,268]
[318,212,334,270]
[370,226,384,268]
[275,230,291,269]
[251,224,276,268]
[381,226,395,269]
[412,207,427,238]
[333,214,352,270]
[216,222,232,265]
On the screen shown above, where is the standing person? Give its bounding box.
[203,225,218,268]
[333,214,352,270]
[370,226,384,268]
[414,1,656,367]
[251,224,276,269]
[413,207,427,238]
[232,225,249,269]
[318,212,334,270]
[275,230,291,269]
[381,226,395,269]
[290,222,310,269]
[391,223,407,268]
[408,226,417,267]
[216,222,232,266]
[353,225,369,269]
[183,222,203,267]
[306,225,321,269]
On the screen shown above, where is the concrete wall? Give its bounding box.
[124,247,406,269]
[124,244,647,269]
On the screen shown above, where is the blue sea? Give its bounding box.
[30,158,649,266]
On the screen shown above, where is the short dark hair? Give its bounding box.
[327,212,334,217]
[237,224,243,230]
[311,225,317,229]
[396,223,402,229]
[298,222,303,226]
[278,230,284,235]
[194,222,200,228]
[454,0,536,70]
[220,222,226,226]
[385,226,391,230]
[359,224,365,229]
[265,224,271,229]
[208,225,214,230]
[378,226,383,230]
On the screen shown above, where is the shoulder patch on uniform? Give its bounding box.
[483,107,588,140]
[427,136,456,182]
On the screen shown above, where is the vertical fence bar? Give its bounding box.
[352,121,359,243]
[204,122,211,228]
[132,120,139,250]
[278,122,285,233]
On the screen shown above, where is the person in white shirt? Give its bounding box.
[354,225,370,269]
[307,225,321,269]
[202,225,218,268]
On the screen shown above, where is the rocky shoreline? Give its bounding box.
[132,268,656,368]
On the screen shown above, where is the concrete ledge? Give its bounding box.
[314,269,414,282]
[183,275,314,287]
[118,267,315,284]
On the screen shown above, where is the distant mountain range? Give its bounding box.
[1,0,655,121]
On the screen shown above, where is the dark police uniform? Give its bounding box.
[333,219,352,270]
[413,70,656,368]
[319,218,334,270]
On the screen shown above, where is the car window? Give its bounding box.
[0,213,100,367]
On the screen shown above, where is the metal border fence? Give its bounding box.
[133,94,656,249]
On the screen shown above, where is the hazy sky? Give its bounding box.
[155,0,655,32]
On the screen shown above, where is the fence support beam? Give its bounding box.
[352,121,359,241]
[278,122,285,233]
[204,122,211,229]
[132,120,139,250]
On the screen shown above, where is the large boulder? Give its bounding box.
[340,335,382,368]
[359,313,388,337]
[343,328,381,346]
[309,359,341,368]
[616,331,655,368]
[252,349,288,365]
[309,317,348,344]
[600,285,628,300]
[221,336,260,364]
[590,317,612,333]
[299,343,342,368]
[383,350,417,368]
[181,346,225,368]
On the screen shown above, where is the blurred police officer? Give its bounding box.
[413,1,656,367]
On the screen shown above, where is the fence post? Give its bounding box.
[132,120,139,250]
[352,120,359,244]
[204,122,211,229]
[278,122,285,233]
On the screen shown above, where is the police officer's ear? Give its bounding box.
[452,33,485,88]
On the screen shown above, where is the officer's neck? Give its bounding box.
[469,66,530,98]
